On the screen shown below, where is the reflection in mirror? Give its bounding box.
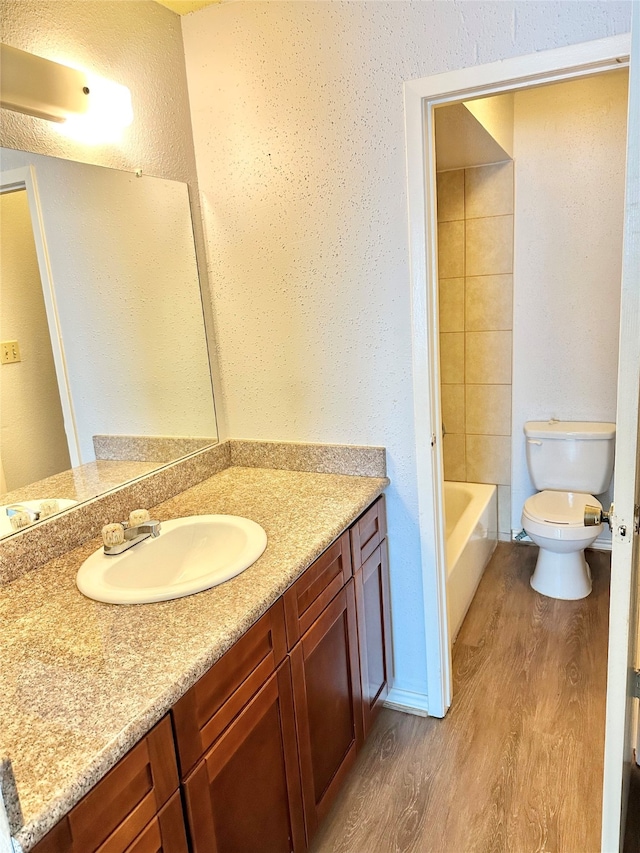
[0,148,217,539]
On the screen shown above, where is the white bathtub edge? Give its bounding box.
[446,483,498,645]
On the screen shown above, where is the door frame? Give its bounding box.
[604,4,640,849]
[0,165,81,468]
[404,32,632,721]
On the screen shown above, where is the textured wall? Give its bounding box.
[0,191,71,491]
[511,70,628,535]
[0,0,196,182]
[183,1,631,699]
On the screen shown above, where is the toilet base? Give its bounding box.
[530,547,592,600]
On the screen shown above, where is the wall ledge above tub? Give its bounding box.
[0,440,387,586]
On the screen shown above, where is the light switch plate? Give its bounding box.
[1,341,21,364]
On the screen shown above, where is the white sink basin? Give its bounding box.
[76,515,268,605]
[0,498,78,537]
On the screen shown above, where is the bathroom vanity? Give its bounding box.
[0,462,390,852]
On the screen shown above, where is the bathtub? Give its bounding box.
[444,481,498,644]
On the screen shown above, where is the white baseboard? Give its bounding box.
[384,687,430,717]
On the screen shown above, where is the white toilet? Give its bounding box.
[521,420,616,600]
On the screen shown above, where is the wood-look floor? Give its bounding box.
[311,542,610,853]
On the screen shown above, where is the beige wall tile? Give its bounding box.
[498,484,511,536]
[437,220,465,278]
[443,433,466,481]
[465,331,512,385]
[465,274,513,331]
[440,332,464,384]
[466,434,511,485]
[437,169,465,222]
[439,277,464,332]
[465,162,514,219]
[465,215,513,276]
[466,384,511,436]
[441,384,465,434]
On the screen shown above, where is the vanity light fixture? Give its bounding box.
[1,43,91,122]
[0,43,133,142]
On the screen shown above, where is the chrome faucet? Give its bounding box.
[102,511,161,555]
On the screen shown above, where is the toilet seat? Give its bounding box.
[522,491,603,541]
[524,490,601,524]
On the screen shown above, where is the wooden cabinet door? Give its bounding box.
[290,580,362,841]
[354,540,393,736]
[183,661,305,853]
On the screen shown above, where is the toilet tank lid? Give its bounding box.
[524,421,616,440]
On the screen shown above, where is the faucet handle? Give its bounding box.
[10,511,32,531]
[129,509,150,527]
[102,523,125,547]
[39,499,60,518]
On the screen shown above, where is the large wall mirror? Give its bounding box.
[0,147,217,540]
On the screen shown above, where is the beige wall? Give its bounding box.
[0,190,71,491]
[438,162,514,538]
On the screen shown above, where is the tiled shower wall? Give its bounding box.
[437,162,514,538]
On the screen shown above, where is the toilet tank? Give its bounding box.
[524,421,616,494]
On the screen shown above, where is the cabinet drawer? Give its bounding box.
[284,531,352,648]
[123,792,188,853]
[350,495,386,570]
[172,598,287,777]
[33,716,179,853]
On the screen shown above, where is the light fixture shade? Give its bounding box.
[0,43,91,123]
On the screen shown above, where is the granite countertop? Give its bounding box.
[0,465,388,850]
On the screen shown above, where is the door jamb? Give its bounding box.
[403,33,631,721]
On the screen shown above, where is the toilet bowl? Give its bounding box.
[521,420,615,601]
[521,490,601,600]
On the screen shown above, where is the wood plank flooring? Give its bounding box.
[311,542,610,853]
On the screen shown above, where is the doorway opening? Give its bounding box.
[434,68,628,644]
[403,31,636,851]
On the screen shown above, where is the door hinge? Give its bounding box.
[634,504,640,536]
[633,669,640,700]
